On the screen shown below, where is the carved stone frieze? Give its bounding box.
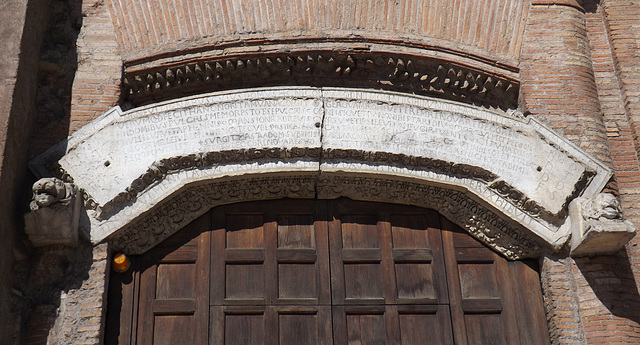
[323,148,498,183]
[124,52,519,109]
[110,174,316,254]
[95,147,321,220]
[316,174,542,259]
[29,87,617,258]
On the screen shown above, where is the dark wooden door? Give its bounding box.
[329,199,453,345]
[106,198,550,345]
[209,200,331,345]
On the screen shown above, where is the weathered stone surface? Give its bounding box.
[320,89,608,216]
[45,88,323,206]
[569,193,636,256]
[24,178,81,247]
[30,87,614,257]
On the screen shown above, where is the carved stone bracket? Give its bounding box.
[569,193,636,256]
[24,178,81,247]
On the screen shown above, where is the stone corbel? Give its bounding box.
[24,178,81,247]
[569,193,636,257]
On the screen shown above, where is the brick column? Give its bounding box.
[521,2,623,344]
[540,256,587,344]
[521,1,613,168]
[600,0,640,288]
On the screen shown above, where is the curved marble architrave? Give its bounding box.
[29,87,613,259]
[111,172,541,259]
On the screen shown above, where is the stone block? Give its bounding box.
[24,178,81,247]
[570,193,636,257]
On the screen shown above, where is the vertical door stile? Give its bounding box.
[440,215,469,345]
[495,253,521,345]
[425,209,449,306]
[425,209,455,345]
[136,259,157,345]
[315,199,332,345]
[264,209,278,345]
[129,265,141,345]
[196,217,211,345]
[210,209,225,345]
[378,212,401,345]
[315,200,331,307]
[328,200,347,345]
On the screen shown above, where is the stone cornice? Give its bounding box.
[123,51,519,109]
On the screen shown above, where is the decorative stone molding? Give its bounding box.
[569,193,636,257]
[30,87,616,258]
[110,174,317,254]
[124,52,519,109]
[90,147,321,220]
[317,173,542,259]
[24,178,81,247]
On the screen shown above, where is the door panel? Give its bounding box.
[210,200,331,344]
[134,213,211,345]
[441,216,522,345]
[106,198,550,345]
[329,200,452,344]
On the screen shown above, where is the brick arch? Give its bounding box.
[106,0,531,63]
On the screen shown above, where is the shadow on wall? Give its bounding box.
[575,247,640,324]
[19,0,82,343]
[582,0,599,14]
[30,0,81,158]
[21,241,95,344]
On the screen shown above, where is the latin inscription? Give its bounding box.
[322,98,585,213]
[114,98,322,162]
[53,88,609,227]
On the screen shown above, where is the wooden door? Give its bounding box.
[105,198,550,345]
[329,199,453,345]
[209,200,331,345]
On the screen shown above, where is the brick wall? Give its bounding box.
[105,0,530,63]
[17,0,121,343]
[45,244,110,345]
[521,2,640,344]
[601,0,640,292]
[30,0,122,155]
[520,2,612,166]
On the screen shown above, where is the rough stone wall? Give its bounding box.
[0,0,50,343]
[47,244,110,345]
[19,0,121,344]
[22,243,109,345]
[30,0,122,155]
